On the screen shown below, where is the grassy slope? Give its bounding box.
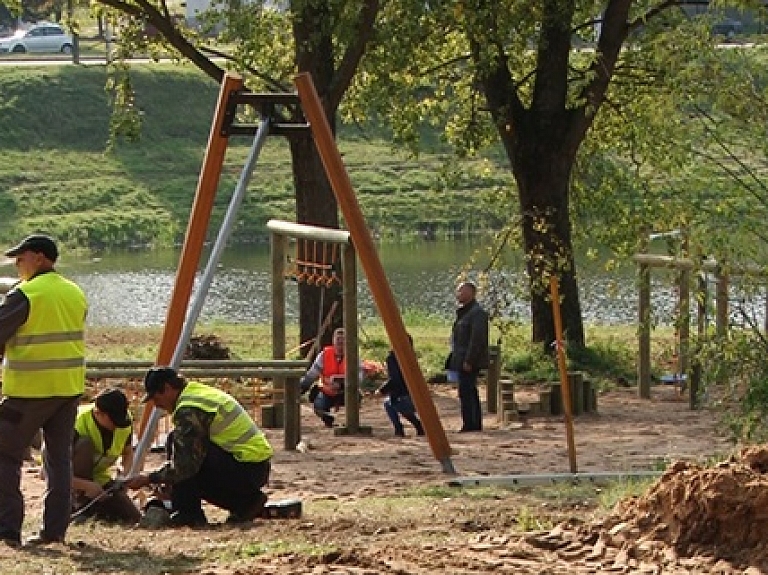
[0,64,515,250]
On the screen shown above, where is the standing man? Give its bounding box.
[71,388,141,524]
[127,367,273,527]
[448,281,489,432]
[0,234,87,546]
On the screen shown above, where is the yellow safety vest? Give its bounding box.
[74,404,133,486]
[174,382,273,463]
[2,272,87,398]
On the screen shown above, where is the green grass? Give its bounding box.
[86,319,674,389]
[0,64,514,251]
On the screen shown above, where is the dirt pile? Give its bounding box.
[184,334,231,360]
[609,446,768,562]
[522,446,768,572]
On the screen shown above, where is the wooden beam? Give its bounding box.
[295,72,455,474]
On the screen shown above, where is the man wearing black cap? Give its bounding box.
[71,388,141,524]
[0,234,87,546]
[126,367,273,527]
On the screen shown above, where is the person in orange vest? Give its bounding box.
[299,328,362,428]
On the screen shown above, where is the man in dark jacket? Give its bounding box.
[447,282,489,432]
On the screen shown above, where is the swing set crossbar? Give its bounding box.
[221,92,310,137]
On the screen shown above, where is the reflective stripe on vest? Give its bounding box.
[2,272,87,398]
[320,346,345,397]
[74,404,133,486]
[174,382,273,463]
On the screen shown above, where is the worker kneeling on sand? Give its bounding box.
[71,388,141,524]
[126,367,273,527]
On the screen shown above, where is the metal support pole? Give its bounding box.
[132,114,270,473]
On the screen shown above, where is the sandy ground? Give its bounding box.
[270,382,732,497]
[7,382,750,574]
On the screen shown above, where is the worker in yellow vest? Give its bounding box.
[127,367,273,527]
[72,388,141,524]
[0,234,87,547]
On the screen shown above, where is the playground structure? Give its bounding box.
[634,231,766,409]
[130,72,455,475]
[266,218,370,436]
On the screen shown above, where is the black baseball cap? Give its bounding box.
[4,234,59,263]
[95,388,132,428]
[142,367,180,403]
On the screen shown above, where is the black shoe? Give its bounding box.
[227,493,268,524]
[321,414,335,428]
[458,427,482,433]
[413,421,425,436]
[169,511,208,528]
[394,428,405,437]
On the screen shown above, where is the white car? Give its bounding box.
[0,23,74,54]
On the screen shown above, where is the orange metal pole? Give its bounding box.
[550,275,578,473]
[295,72,455,473]
[137,73,243,438]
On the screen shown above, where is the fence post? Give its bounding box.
[486,344,501,414]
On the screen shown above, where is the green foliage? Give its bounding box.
[702,327,768,443]
[501,333,636,387]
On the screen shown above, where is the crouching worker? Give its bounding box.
[71,388,141,523]
[299,328,364,428]
[126,367,273,527]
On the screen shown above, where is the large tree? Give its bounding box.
[354,0,740,348]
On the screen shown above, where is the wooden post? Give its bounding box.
[678,233,691,391]
[715,270,728,386]
[341,242,364,433]
[486,344,500,414]
[638,260,652,399]
[271,231,300,449]
[550,276,578,473]
[295,72,454,473]
[271,232,287,361]
[284,376,300,450]
[690,272,706,409]
[137,73,243,441]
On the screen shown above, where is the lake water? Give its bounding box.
[0,239,742,328]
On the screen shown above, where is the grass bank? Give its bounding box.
[0,64,514,252]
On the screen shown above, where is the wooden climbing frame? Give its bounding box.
[287,238,341,287]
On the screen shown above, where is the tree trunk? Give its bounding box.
[287,1,346,354]
[500,112,585,349]
[288,125,342,354]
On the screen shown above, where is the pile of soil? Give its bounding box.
[520,446,768,573]
[184,334,231,360]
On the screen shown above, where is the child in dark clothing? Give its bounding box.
[377,335,425,437]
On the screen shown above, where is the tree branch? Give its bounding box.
[328,0,380,111]
[98,0,225,83]
[199,45,289,92]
